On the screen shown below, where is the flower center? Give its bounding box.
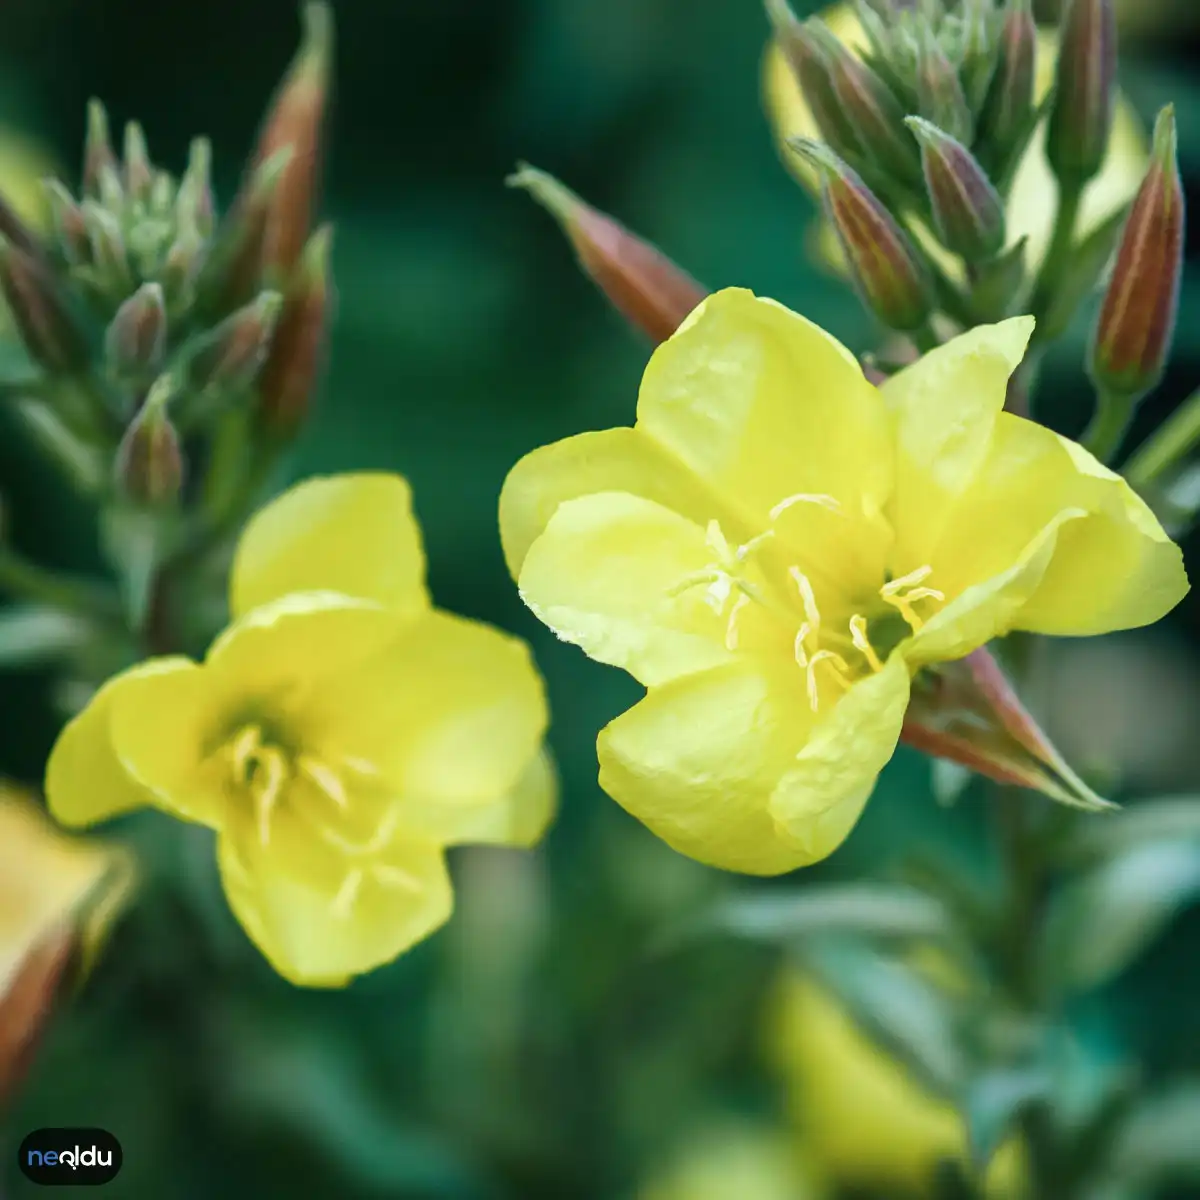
[220,723,422,919]
[669,498,946,712]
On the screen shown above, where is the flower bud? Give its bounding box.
[105,283,167,379]
[1089,106,1183,399]
[81,201,134,296]
[906,117,1006,262]
[509,165,708,345]
[916,28,973,146]
[43,181,89,266]
[791,138,933,332]
[257,226,332,438]
[977,0,1037,181]
[183,291,283,402]
[958,0,1002,113]
[123,121,153,206]
[765,0,861,162]
[247,1,333,279]
[1046,0,1117,186]
[0,236,90,374]
[823,25,923,186]
[82,100,119,201]
[176,138,215,240]
[114,379,184,507]
[161,226,206,310]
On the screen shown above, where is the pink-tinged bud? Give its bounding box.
[82,100,119,201]
[903,646,1113,812]
[1046,0,1117,186]
[0,189,41,260]
[161,227,205,309]
[1089,106,1183,399]
[791,139,933,332]
[0,931,73,1110]
[508,164,709,345]
[114,380,184,507]
[247,2,333,279]
[979,0,1036,173]
[906,117,1006,263]
[257,226,332,438]
[820,24,922,186]
[105,283,167,379]
[44,180,90,266]
[916,28,973,146]
[81,201,134,296]
[765,0,861,161]
[123,122,153,206]
[185,291,283,402]
[0,237,90,374]
[176,138,215,240]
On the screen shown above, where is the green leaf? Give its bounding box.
[1038,840,1200,994]
[100,504,182,631]
[932,759,974,807]
[964,1068,1050,1173]
[1066,796,1200,864]
[0,605,94,666]
[802,938,965,1098]
[1107,1086,1200,1189]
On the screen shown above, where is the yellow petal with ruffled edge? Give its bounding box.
[518,491,737,688]
[927,417,1188,641]
[769,650,909,853]
[217,828,452,987]
[230,472,429,619]
[597,661,825,875]
[301,609,549,808]
[881,318,1034,567]
[45,658,197,829]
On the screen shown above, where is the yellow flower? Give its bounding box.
[0,129,55,233]
[637,1119,827,1200]
[500,289,1185,874]
[769,974,1027,1198]
[46,473,553,986]
[763,5,1147,276]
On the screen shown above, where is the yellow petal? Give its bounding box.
[45,658,196,829]
[882,318,1034,569]
[217,829,452,987]
[230,472,429,618]
[301,609,549,806]
[636,288,893,580]
[518,491,738,688]
[499,427,727,582]
[393,746,559,849]
[769,650,910,855]
[927,416,1188,642]
[596,661,824,875]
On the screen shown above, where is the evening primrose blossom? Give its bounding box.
[764,4,1148,277]
[500,289,1186,875]
[46,473,553,986]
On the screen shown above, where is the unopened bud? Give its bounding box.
[1046,0,1117,186]
[105,283,167,379]
[1089,106,1183,399]
[916,28,973,146]
[765,0,861,162]
[257,226,332,438]
[0,188,41,260]
[906,117,1006,262]
[958,0,1001,113]
[161,226,206,309]
[248,1,333,278]
[821,23,922,186]
[114,380,184,507]
[176,138,215,240]
[81,201,133,295]
[149,172,175,219]
[791,139,933,331]
[508,165,709,345]
[0,237,90,374]
[977,0,1037,180]
[184,291,284,400]
[123,122,153,205]
[43,181,89,266]
[83,100,119,200]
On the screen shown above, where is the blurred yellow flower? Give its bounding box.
[0,128,54,232]
[637,1119,827,1200]
[46,473,554,987]
[770,974,1027,1197]
[0,785,130,1101]
[763,5,1147,277]
[501,289,1185,874]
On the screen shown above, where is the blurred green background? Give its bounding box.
[1,0,1200,1197]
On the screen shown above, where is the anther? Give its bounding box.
[770,493,842,520]
[725,592,750,650]
[788,567,822,631]
[804,648,851,711]
[299,755,349,810]
[849,614,884,672]
[330,869,365,919]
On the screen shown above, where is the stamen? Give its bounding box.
[849,615,884,672]
[725,593,750,650]
[299,756,349,810]
[788,567,822,631]
[704,519,732,559]
[253,751,287,847]
[793,626,810,669]
[804,648,851,711]
[330,869,365,919]
[735,529,775,562]
[372,863,424,893]
[770,493,842,520]
[880,565,934,595]
[228,725,261,782]
[879,565,944,633]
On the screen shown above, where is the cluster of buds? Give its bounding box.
[0,2,334,519]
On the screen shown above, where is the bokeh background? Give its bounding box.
[2,0,1200,1196]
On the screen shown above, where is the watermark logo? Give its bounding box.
[18,1129,122,1186]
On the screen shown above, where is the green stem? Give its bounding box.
[1124,386,1200,490]
[0,547,120,618]
[1082,387,1142,465]
[1030,182,1083,328]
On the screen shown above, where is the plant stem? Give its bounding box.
[1124,386,1200,490]
[0,546,120,618]
[1030,182,1082,327]
[1082,387,1142,464]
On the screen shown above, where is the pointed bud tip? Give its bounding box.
[87,99,110,144]
[764,0,800,33]
[785,136,842,175]
[1152,104,1178,168]
[506,163,587,230]
[297,1,334,79]
[301,224,333,278]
